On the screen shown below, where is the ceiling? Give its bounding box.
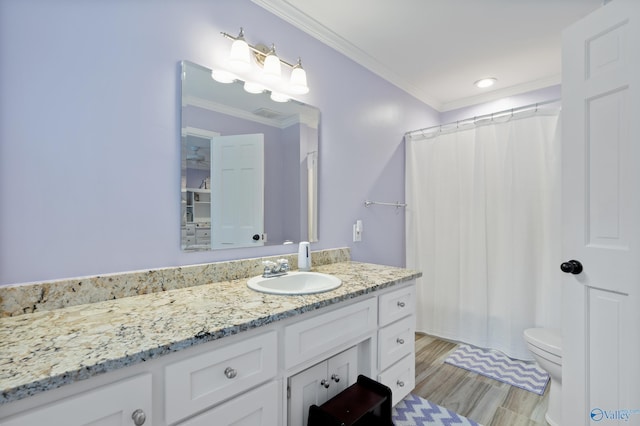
[253,0,603,112]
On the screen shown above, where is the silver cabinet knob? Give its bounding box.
[224,367,238,379]
[397,380,405,388]
[397,301,406,308]
[331,374,340,383]
[131,409,146,426]
[320,379,330,389]
[397,337,405,345]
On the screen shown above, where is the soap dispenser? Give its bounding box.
[298,241,311,271]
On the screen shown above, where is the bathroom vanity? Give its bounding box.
[0,261,419,426]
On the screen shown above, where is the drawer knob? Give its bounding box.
[224,367,238,379]
[320,379,330,389]
[397,338,405,345]
[331,374,340,383]
[397,301,406,308]
[397,380,405,388]
[131,409,146,426]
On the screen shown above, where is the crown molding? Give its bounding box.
[251,0,442,109]
[252,1,561,113]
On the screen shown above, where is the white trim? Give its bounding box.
[251,0,441,109]
[182,127,220,138]
[251,0,563,112]
[183,95,299,129]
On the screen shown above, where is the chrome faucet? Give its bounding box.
[262,258,290,278]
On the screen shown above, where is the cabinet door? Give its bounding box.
[288,362,328,426]
[326,346,358,400]
[288,346,358,426]
[0,374,152,426]
[178,381,279,426]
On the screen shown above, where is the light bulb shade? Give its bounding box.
[244,81,266,94]
[211,69,236,84]
[228,38,250,71]
[263,49,281,81]
[270,92,290,102]
[290,66,309,94]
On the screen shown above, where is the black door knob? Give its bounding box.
[560,260,583,275]
[252,234,260,241]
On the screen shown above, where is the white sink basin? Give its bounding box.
[247,271,342,295]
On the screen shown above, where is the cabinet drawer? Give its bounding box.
[195,228,210,238]
[378,315,415,371]
[0,374,152,426]
[378,284,415,326]
[165,331,277,425]
[177,381,279,426]
[284,298,377,369]
[377,354,415,407]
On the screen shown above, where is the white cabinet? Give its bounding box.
[377,284,416,406]
[378,353,415,406]
[177,381,279,426]
[288,347,358,426]
[0,280,417,426]
[0,374,152,426]
[378,284,414,327]
[284,297,377,369]
[165,331,277,425]
[378,315,415,371]
[183,189,212,249]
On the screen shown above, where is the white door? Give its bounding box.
[288,361,328,426]
[326,346,358,400]
[562,1,640,424]
[210,134,264,249]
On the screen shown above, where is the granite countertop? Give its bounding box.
[0,261,420,405]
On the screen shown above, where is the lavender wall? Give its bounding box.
[440,85,561,124]
[0,0,437,285]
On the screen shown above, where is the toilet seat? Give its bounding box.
[524,328,562,357]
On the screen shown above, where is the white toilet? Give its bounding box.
[524,328,562,426]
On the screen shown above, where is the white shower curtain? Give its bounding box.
[405,111,562,360]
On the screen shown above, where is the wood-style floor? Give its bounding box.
[412,333,549,426]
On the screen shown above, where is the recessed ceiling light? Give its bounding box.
[474,78,497,88]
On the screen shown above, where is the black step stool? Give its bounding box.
[307,375,393,426]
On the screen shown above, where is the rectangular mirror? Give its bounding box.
[181,61,319,251]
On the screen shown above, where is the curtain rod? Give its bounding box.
[404,98,561,139]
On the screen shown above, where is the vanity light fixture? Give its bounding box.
[474,77,497,88]
[215,27,310,97]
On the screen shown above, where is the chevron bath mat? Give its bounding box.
[392,394,481,426]
[444,344,549,395]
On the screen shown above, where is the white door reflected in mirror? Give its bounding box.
[211,134,265,249]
